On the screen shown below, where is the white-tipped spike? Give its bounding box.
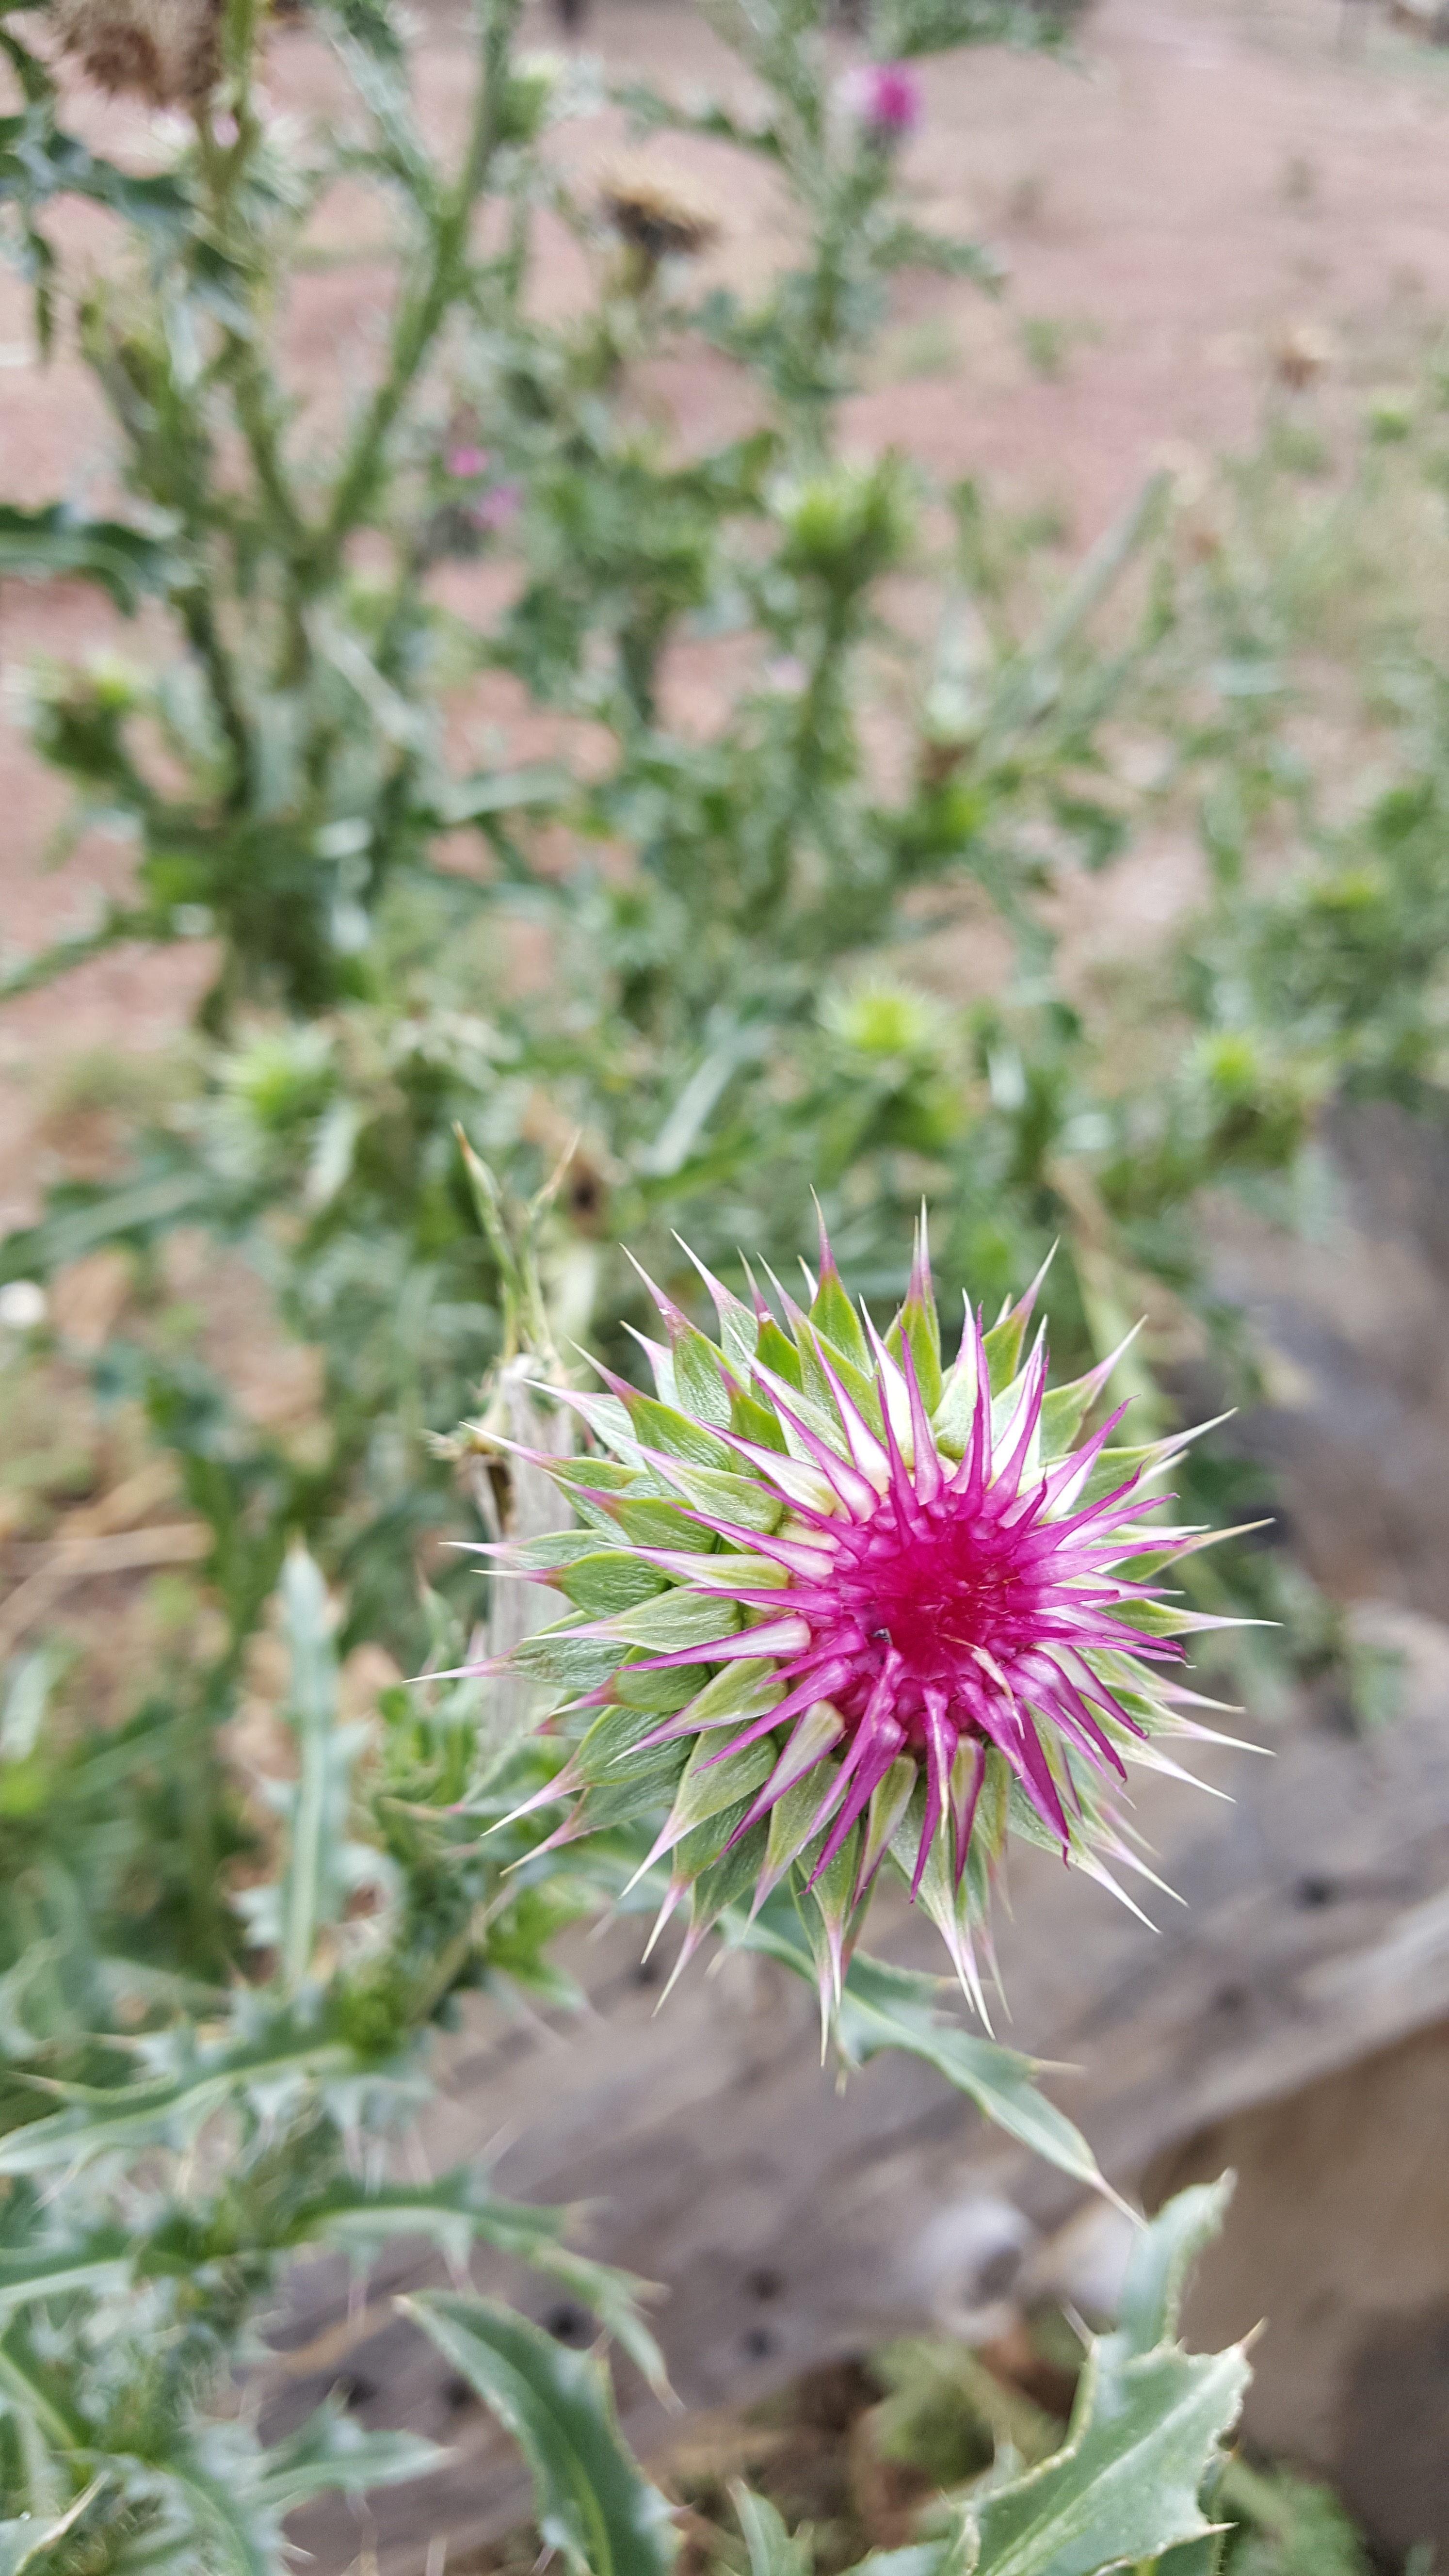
[1073,1849,1160,1930]
[1121,1738,1234,1800]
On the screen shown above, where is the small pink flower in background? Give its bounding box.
[765,654,809,696]
[839,60,922,145]
[467,482,522,534]
[446,443,491,482]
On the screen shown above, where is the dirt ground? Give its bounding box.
[4,0,1449,1233]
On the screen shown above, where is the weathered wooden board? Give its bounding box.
[1149,2019,1449,2560]
[276,1604,1449,2573]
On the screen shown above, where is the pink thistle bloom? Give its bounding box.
[445,443,491,482]
[467,482,523,533]
[477,1221,1237,2017]
[839,61,922,145]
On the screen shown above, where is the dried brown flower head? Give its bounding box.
[1272,321,1335,393]
[597,157,721,261]
[51,0,222,106]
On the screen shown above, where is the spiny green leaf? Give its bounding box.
[0,119,193,242]
[732,2481,815,2576]
[969,2339,1249,2576]
[729,1906,1112,2203]
[0,503,175,612]
[836,1954,1112,2204]
[1037,1371,1111,1460]
[405,2293,679,2576]
[1149,2534,1228,2576]
[274,1543,359,1995]
[842,2551,954,2576]
[240,2404,442,2511]
[433,763,570,824]
[671,1658,784,1733]
[0,2231,132,2314]
[611,1662,710,1713]
[288,2171,669,2392]
[843,2506,978,2575]
[1112,2177,1236,2365]
[672,1795,763,1884]
[1209,2458,1371,2576]
[565,1766,683,1837]
[0,2017,394,2176]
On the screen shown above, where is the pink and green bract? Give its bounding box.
[482,1224,1232,2018]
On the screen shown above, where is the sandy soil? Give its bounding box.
[2,0,1449,1224]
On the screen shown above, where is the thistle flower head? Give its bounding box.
[839,60,922,145]
[480,1223,1233,2018]
[597,158,722,261]
[52,0,221,106]
[1271,320,1335,392]
[467,482,523,534]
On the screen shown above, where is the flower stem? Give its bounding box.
[312,0,523,583]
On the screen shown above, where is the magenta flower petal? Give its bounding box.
[839,60,922,143]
